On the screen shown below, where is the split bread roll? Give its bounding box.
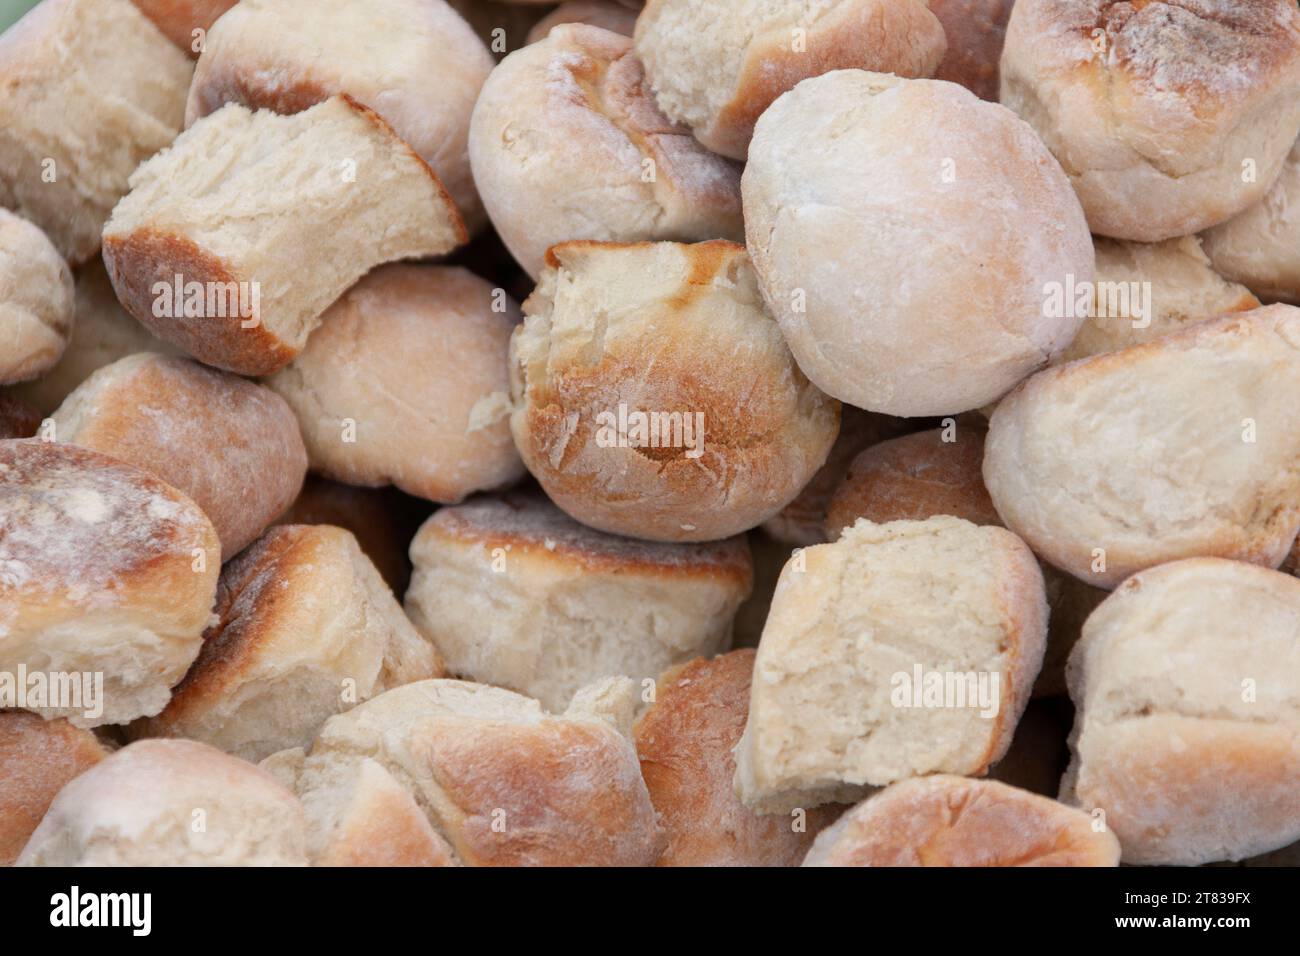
[0,0,192,264]
[510,240,840,542]
[17,739,307,866]
[130,0,236,54]
[297,677,664,866]
[0,210,74,384]
[984,307,1300,589]
[929,0,1015,101]
[1202,137,1300,304]
[0,441,219,727]
[743,70,1094,416]
[1055,236,1260,365]
[266,264,524,505]
[1064,558,1300,865]
[734,516,1047,813]
[633,0,946,160]
[527,1,639,43]
[803,775,1119,867]
[134,525,443,762]
[405,491,752,712]
[52,353,308,558]
[1000,0,1300,242]
[187,0,493,231]
[635,650,839,866]
[0,711,107,866]
[468,25,744,280]
[101,95,467,377]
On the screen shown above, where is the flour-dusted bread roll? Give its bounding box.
[930,0,1015,100]
[102,96,467,377]
[0,0,193,264]
[735,516,1047,813]
[527,1,639,43]
[1001,0,1300,242]
[634,0,946,160]
[1202,138,1300,304]
[266,265,523,505]
[636,651,838,866]
[135,525,442,762]
[405,491,752,712]
[0,210,74,385]
[510,240,840,542]
[0,441,219,727]
[300,677,664,866]
[130,0,236,54]
[744,71,1094,416]
[804,775,1119,867]
[187,0,493,232]
[1065,558,1300,865]
[468,25,744,280]
[0,396,42,439]
[985,307,1300,589]
[16,739,307,866]
[52,353,307,558]
[0,711,107,865]
[1056,236,1260,365]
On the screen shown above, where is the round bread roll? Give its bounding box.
[0,441,219,727]
[510,240,840,542]
[187,0,494,231]
[929,0,1015,101]
[0,209,74,385]
[1000,0,1300,242]
[16,739,307,866]
[300,677,664,866]
[1056,236,1260,365]
[635,651,840,866]
[734,515,1047,813]
[1065,558,1300,865]
[52,353,307,559]
[405,491,752,712]
[743,71,1094,416]
[985,307,1300,588]
[803,775,1120,867]
[1202,137,1300,304]
[468,24,744,280]
[0,394,42,440]
[633,0,946,160]
[267,264,524,505]
[0,711,107,866]
[130,0,236,54]
[527,0,639,43]
[135,524,443,761]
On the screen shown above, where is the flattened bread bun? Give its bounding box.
[0,210,74,385]
[510,240,840,542]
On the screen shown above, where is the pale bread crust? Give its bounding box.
[0,210,74,384]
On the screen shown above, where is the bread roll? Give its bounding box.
[135,525,443,761]
[930,0,1015,100]
[0,711,107,865]
[300,677,664,866]
[468,25,744,280]
[266,265,523,505]
[634,0,946,159]
[102,95,467,377]
[636,651,838,866]
[0,210,74,385]
[0,0,192,264]
[9,259,181,415]
[743,71,1094,416]
[527,1,639,43]
[985,307,1300,588]
[17,739,307,866]
[0,441,219,727]
[1202,137,1300,305]
[1065,558,1300,865]
[0,395,42,439]
[734,516,1047,813]
[130,0,236,54]
[1056,236,1260,365]
[405,491,752,712]
[1000,0,1300,242]
[187,0,493,232]
[510,240,840,542]
[52,353,308,558]
[803,775,1119,867]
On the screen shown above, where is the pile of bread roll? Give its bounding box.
[0,0,1297,869]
